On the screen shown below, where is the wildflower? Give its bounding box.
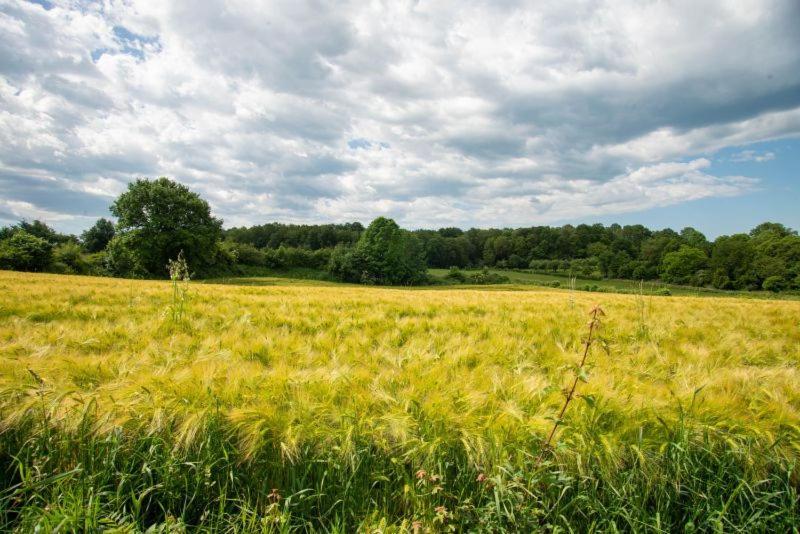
[268,488,281,503]
[415,469,427,480]
[476,473,487,483]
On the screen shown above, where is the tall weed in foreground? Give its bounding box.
[167,251,190,324]
[537,305,604,465]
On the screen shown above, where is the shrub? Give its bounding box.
[468,268,510,285]
[444,267,467,283]
[104,234,146,278]
[762,276,785,293]
[52,242,88,274]
[222,241,267,267]
[0,231,53,271]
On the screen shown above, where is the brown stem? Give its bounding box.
[536,305,603,465]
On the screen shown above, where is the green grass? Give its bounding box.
[429,268,800,299]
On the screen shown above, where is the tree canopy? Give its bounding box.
[329,217,427,285]
[108,177,223,277]
[81,218,116,253]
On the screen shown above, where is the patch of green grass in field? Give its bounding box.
[203,266,341,287]
[429,268,800,299]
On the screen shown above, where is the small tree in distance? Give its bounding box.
[328,217,427,285]
[81,218,116,253]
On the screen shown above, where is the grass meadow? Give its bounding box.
[0,271,799,531]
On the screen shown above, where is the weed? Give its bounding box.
[167,251,190,324]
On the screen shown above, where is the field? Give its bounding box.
[1,271,799,531]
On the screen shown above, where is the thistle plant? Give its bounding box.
[167,250,190,323]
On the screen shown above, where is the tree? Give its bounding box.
[81,218,116,253]
[109,177,223,277]
[329,217,426,285]
[0,231,53,271]
[0,220,71,245]
[661,246,708,285]
[710,234,755,289]
[680,227,710,252]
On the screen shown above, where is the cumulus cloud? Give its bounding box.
[0,0,799,232]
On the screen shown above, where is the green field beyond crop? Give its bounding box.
[1,271,799,531]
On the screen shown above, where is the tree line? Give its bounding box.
[1,177,798,291]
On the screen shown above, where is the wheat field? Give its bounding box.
[1,271,799,531]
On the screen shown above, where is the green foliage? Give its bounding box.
[104,233,147,278]
[224,221,363,249]
[467,268,510,284]
[1,219,73,244]
[0,231,53,271]
[167,251,190,323]
[329,217,427,285]
[444,266,467,283]
[661,246,708,285]
[81,218,115,253]
[110,177,223,278]
[762,275,785,292]
[51,242,90,274]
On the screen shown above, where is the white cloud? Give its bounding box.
[730,150,776,163]
[0,0,798,232]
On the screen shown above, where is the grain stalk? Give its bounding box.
[537,304,604,464]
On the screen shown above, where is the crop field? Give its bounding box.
[0,271,799,531]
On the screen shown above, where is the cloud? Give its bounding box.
[0,0,798,233]
[730,150,776,163]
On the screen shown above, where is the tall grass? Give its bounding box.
[0,271,798,530]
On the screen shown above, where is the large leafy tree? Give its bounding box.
[81,218,116,253]
[330,217,426,285]
[108,177,223,277]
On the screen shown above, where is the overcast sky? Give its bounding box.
[1,0,799,236]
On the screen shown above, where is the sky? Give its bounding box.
[0,0,799,238]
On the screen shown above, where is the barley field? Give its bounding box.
[0,271,799,531]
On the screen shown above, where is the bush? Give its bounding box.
[467,268,510,285]
[222,241,267,267]
[52,242,89,274]
[762,276,785,293]
[655,288,672,296]
[104,234,146,278]
[0,231,53,271]
[264,246,331,270]
[444,267,467,283]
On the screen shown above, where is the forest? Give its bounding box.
[1,177,798,291]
